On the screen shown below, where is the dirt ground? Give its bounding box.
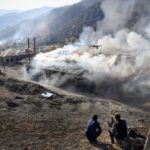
[0,66,150,150]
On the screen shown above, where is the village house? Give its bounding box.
[0,48,35,65]
[0,37,37,65]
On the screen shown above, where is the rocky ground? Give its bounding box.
[0,67,150,150]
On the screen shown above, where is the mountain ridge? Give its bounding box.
[0,0,102,45]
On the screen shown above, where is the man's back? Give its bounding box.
[87,120,100,133]
[114,119,127,139]
[86,118,102,141]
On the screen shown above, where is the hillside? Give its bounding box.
[0,9,22,16]
[0,0,101,45]
[46,1,104,44]
[0,7,53,42]
[0,0,150,46]
[0,70,149,150]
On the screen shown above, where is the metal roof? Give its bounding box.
[0,48,34,57]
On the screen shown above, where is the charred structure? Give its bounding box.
[25,51,150,110]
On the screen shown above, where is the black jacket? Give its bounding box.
[113,119,127,139]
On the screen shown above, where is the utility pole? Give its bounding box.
[27,38,30,61]
[0,49,6,72]
[34,37,36,55]
[28,37,30,49]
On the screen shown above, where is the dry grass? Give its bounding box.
[0,67,149,149]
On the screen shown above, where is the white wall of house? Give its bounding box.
[0,55,26,64]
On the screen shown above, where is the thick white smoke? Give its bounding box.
[26,0,150,103]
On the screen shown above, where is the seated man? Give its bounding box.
[85,114,102,142]
[108,114,127,143]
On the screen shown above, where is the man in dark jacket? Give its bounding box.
[86,114,102,142]
[109,114,127,143]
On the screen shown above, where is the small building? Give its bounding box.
[0,48,35,65]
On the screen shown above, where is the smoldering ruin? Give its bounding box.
[25,50,150,108]
[25,0,150,108]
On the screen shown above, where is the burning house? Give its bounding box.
[25,0,150,105]
[25,46,136,101]
[26,59,95,91]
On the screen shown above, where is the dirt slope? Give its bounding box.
[0,72,149,150]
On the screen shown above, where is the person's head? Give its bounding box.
[115,114,121,121]
[92,114,98,121]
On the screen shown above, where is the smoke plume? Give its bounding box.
[26,0,150,105]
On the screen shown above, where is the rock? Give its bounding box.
[15,96,24,100]
[6,101,19,108]
[117,128,146,150]
[118,137,145,150]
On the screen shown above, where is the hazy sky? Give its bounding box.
[0,0,81,10]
